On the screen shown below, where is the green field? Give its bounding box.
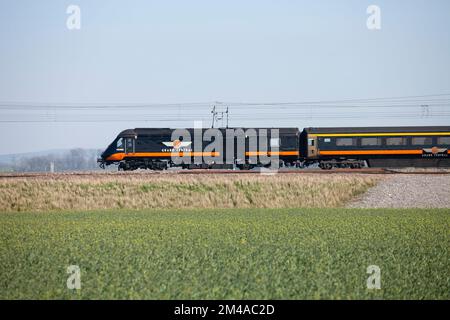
[0,209,449,299]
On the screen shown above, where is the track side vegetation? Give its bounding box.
[0,174,379,212]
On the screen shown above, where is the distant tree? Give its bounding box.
[12,148,104,172]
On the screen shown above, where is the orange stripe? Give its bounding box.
[106,152,220,161]
[320,150,423,156]
[245,151,299,156]
[107,150,300,161]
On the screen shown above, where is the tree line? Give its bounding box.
[0,149,104,172]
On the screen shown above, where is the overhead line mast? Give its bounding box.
[211,105,229,128]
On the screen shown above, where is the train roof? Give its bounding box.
[118,127,299,137]
[304,126,450,134]
[118,126,450,137]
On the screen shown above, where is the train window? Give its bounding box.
[361,137,381,146]
[437,137,450,145]
[116,138,124,150]
[412,137,433,145]
[336,138,356,146]
[386,137,407,146]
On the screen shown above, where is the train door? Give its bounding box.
[307,136,318,158]
[125,137,135,154]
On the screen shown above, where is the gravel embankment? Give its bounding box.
[348,174,450,208]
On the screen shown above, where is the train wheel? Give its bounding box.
[320,163,333,170]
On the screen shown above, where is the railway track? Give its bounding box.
[1,168,450,179]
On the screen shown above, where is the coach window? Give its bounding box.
[412,137,433,145]
[361,137,381,146]
[336,138,356,146]
[116,138,124,150]
[386,137,407,146]
[438,137,450,145]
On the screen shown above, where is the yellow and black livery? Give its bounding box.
[301,126,450,169]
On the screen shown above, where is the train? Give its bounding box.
[97,126,450,170]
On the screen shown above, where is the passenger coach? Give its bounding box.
[301,126,450,168]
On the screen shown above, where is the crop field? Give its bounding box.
[0,174,379,212]
[0,208,448,299]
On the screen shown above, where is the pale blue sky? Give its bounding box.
[0,0,449,154]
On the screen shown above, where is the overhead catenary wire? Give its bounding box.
[0,93,449,123]
[1,93,450,109]
[1,102,450,110]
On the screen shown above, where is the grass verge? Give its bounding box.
[0,174,379,211]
